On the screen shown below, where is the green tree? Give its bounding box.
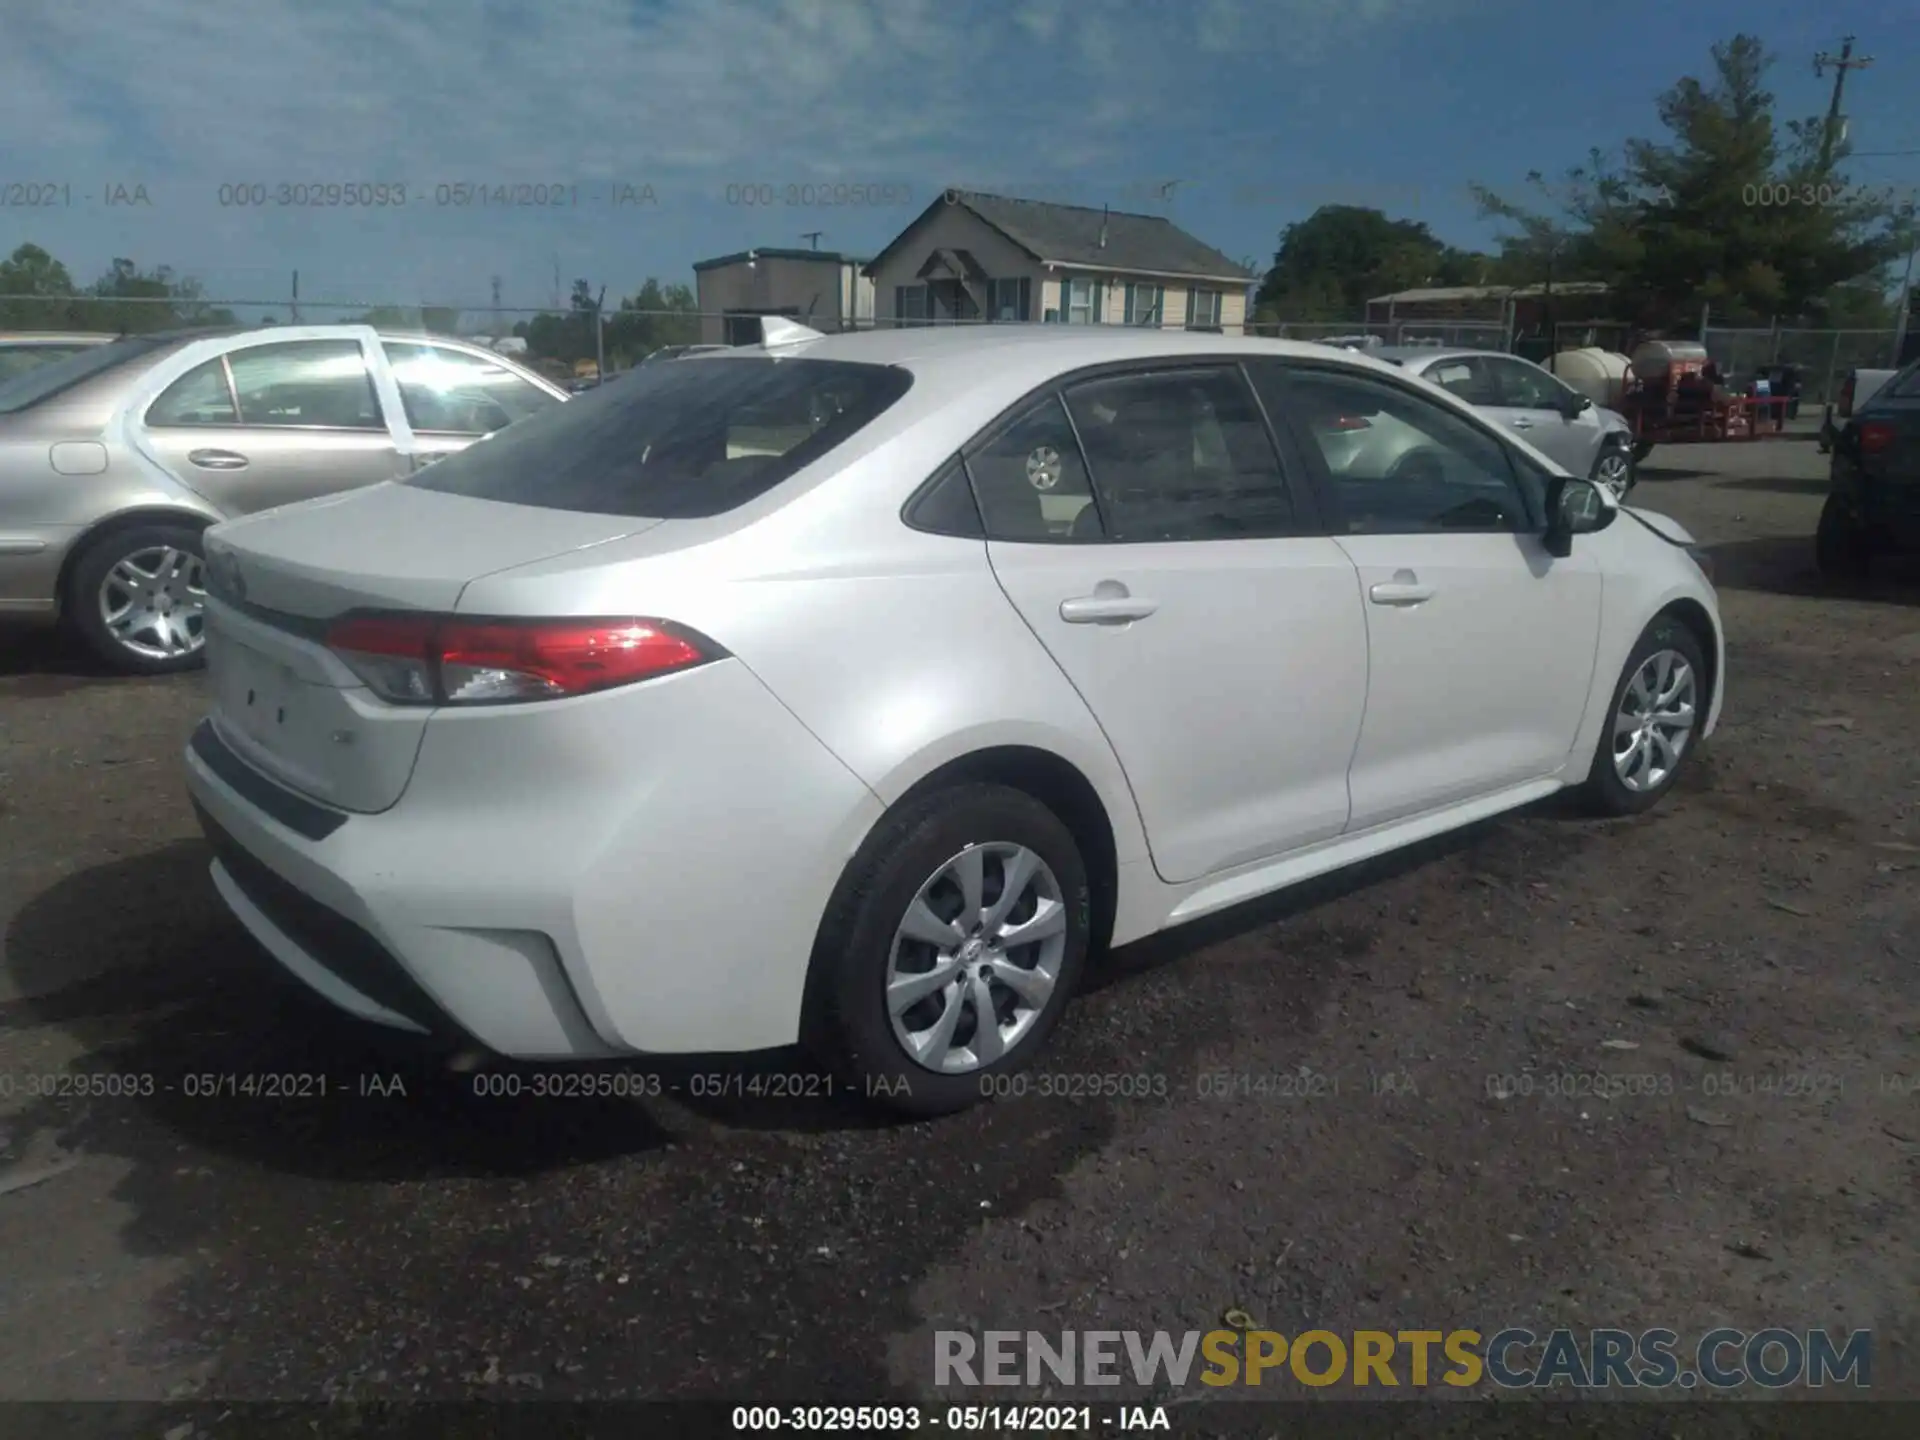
[1254,206,1492,319]
[0,244,87,329]
[1474,35,1916,328]
[85,258,236,332]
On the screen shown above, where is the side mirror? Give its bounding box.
[1543,476,1613,557]
[1562,392,1594,418]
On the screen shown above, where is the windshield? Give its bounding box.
[406,355,913,518]
[0,335,173,414]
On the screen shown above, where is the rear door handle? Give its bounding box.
[1060,591,1157,624]
[188,449,250,470]
[1369,569,1434,606]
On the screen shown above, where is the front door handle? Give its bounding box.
[188,449,250,470]
[1060,586,1157,624]
[1509,417,1534,430]
[1369,569,1434,606]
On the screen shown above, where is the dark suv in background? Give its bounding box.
[1818,357,1920,577]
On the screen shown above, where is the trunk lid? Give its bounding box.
[202,483,657,812]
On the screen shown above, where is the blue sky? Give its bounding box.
[3,0,1917,319]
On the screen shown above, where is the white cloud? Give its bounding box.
[0,0,1458,301]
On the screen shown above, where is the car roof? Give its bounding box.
[1369,345,1516,364]
[0,331,119,344]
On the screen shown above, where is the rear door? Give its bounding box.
[977,362,1369,885]
[133,327,407,515]
[380,340,565,470]
[1253,358,1603,830]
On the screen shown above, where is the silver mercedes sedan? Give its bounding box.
[0,325,567,673]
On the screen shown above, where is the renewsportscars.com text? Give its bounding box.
[934,1327,1872,1390]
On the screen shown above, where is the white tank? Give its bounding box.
[1549,347,1631,407]
[1630,339,1709,381]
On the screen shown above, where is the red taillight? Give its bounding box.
[1838,378,1856,417]
[1858,421,1896,455]
[324,614,717,705]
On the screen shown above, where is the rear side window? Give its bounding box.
[0,335,173,414]
[408,357,912,518]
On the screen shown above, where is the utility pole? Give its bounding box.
[551,255,561,312]
[491,274,502,336]
[800,231,823,250]
[1814,37,1873,174]
[593,284,607,380]
[290,270,299,324]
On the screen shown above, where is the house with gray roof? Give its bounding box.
[863,190,1256,332]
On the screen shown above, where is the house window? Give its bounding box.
[987,278,1031,322]
[1123,283,1164,327]
[1064,277,1098,325]
[894,285,930,327]
[1187,288,1222,330]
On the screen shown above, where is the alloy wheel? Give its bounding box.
[1595,449,1633,499]
[1612,648,1696,792]
[97,544,206,662]
[886,842,1068,1074]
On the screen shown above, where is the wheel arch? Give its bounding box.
[1652,596,1720,722]
[798,743,1125,1051]
[55,506,217,617]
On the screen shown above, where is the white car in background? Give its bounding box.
[184,322,1723,1117]
[1373,346,1639,499]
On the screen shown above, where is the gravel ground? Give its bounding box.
[1,435,1917,1425]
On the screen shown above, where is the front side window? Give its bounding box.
[1123,283,1164,327]
[964,394,1101,542]
[409,356,912,519]
[1488,356,1571,410]
[384,342,557,435]
[1065,367,1295,541]
[1255,362,1537,536]
[226,340,384,429]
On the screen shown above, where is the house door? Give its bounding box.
[930,280,979,323]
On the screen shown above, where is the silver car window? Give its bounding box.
[147,358,238,425]
[383,342,558,434]
[227,340,385,430]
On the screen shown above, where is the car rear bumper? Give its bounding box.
[184,659,886,1059]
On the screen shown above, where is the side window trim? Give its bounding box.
[1254,357,1544,536]
[900,453,986,539]
[144,355,243,428]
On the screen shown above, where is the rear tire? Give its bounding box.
[1577,617,1708,818]
[65,523,209,675]
[807,783,1092,1118]
[1814,494,1872,579]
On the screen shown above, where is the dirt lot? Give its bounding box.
[2,436,1917,1426]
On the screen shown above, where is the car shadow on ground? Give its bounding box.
[1635,463,1716,483]
[1703,534,1920,607]
[1709,475,1831,497]
[0,629,132,697]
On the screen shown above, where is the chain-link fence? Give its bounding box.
[1701,327,1903,406]
[1245,318,1513,350]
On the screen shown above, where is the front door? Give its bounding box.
[974,364,1368,884]
[1484,355,1604,475]
[134,333,406,515]
[1252,359,1603,831]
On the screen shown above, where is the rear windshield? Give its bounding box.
[0,335,172,414]
[406,355,913,518]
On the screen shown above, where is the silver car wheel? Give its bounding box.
[886,842,1068,1075]
[98,544,206,662]
[1026,446,1063,491]
[1594,449,1633,499]
[1612,649,1696,792]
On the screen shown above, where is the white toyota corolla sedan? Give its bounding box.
[183,321,1724,1116]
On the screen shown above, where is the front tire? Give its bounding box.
[1814,494,1872,578]
[1577,618,1707,817]
[1592,442,1635,500]
[808,783,1092,1118]
[65,523,209,675]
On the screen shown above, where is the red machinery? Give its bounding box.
[1617,340,1790,444]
